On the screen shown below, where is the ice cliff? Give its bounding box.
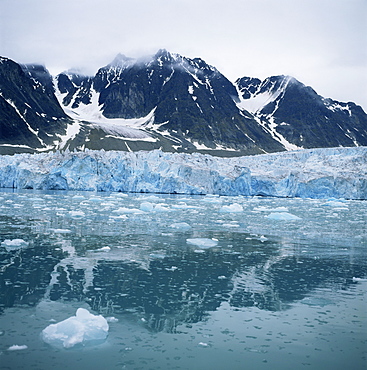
[0,147,366,200]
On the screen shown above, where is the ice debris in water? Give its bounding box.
[220,203,243,213]
[7,344,28,351]
[265,212,301,221]
[41,308,109,349]
[170,222,192,230]
[69,210,85,218]
[1,239,29,251]
[187,238,219,248]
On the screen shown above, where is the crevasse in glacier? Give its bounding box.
[0,147,366,199]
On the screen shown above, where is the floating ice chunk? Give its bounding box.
[187,238,219,248]
[265,212,301,221]
[106,316,119,323]
[69,210,85,218]
[7,344,28,351]
[165,266,178,272]
[321,199,348,207]
[140,202,154,212]
[301,297,333,307]
[352,277,367,282]
[220,203,243,213]
[154,204,170,212]
[198,342,209,347]
[1,239,29,251]
[170,222,192,230]
[41,308,109,349]
[201,196,222,204]
[113,207,143,214]
[259,235,268,242]
[96,246,111,252]
[50,229,72,234]
[89,197,103,202]
[254,206,289,212]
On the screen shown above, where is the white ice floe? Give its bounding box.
[41,308,109,348]
[170,222,192,230]
[265,212,301,221]
[7,344,28,351]
[1,239,29,251]
[69,210,85,218]
[220,203,243,213]
[186,238,219,248]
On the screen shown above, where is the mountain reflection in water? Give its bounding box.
[1,226,364,333]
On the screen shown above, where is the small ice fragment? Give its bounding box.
[198,342,209,347]
[41,308,109,348]
[220,203,243,213]
[170,222,191,230]
[1,239,29,251]
[218,276,226,280]
[50,229,72,234]
[259,235,268,242]
[187,238,218,248]
[69,210,85,218]
[113,207,143,214]
[265,212,301,221]
[7,344,28,351]
[165,266,178,272]
[352,277,367,282]
[140,202,154,212]
[106,317,119,323]
[254,206,288,212]
[154,204,170,212]
[96,246,111,252]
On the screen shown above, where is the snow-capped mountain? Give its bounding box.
[236,75,367,149]
[0,57,70,154]
[0,50,366,155]
[54,49,284,155]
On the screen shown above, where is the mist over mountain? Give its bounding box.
[0,50,366,155]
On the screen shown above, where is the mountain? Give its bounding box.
[0,50,366,156]
[0,57,70,154]
[54,49,284,155]
[236,75,367,149]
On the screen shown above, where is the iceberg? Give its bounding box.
[0,147,366,199]
[41,308,109,348]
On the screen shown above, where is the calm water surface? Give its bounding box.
[0,189,366,369]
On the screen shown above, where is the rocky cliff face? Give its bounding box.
[236,75,367,149]
[0,57,70,154]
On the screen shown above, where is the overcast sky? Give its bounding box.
[1,0,366,109]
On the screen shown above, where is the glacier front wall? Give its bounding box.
[0,147,366,200]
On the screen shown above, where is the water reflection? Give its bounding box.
[0,227,364,333]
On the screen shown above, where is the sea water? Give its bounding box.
[0,189,366,369]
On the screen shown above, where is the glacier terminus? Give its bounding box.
[0,146,366,200]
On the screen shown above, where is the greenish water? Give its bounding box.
[0,190,366,369]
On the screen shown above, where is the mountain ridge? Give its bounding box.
[0,50,366,155]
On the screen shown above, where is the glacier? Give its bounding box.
[0,146,366,199]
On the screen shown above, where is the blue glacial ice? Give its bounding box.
[0,146,366,199]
